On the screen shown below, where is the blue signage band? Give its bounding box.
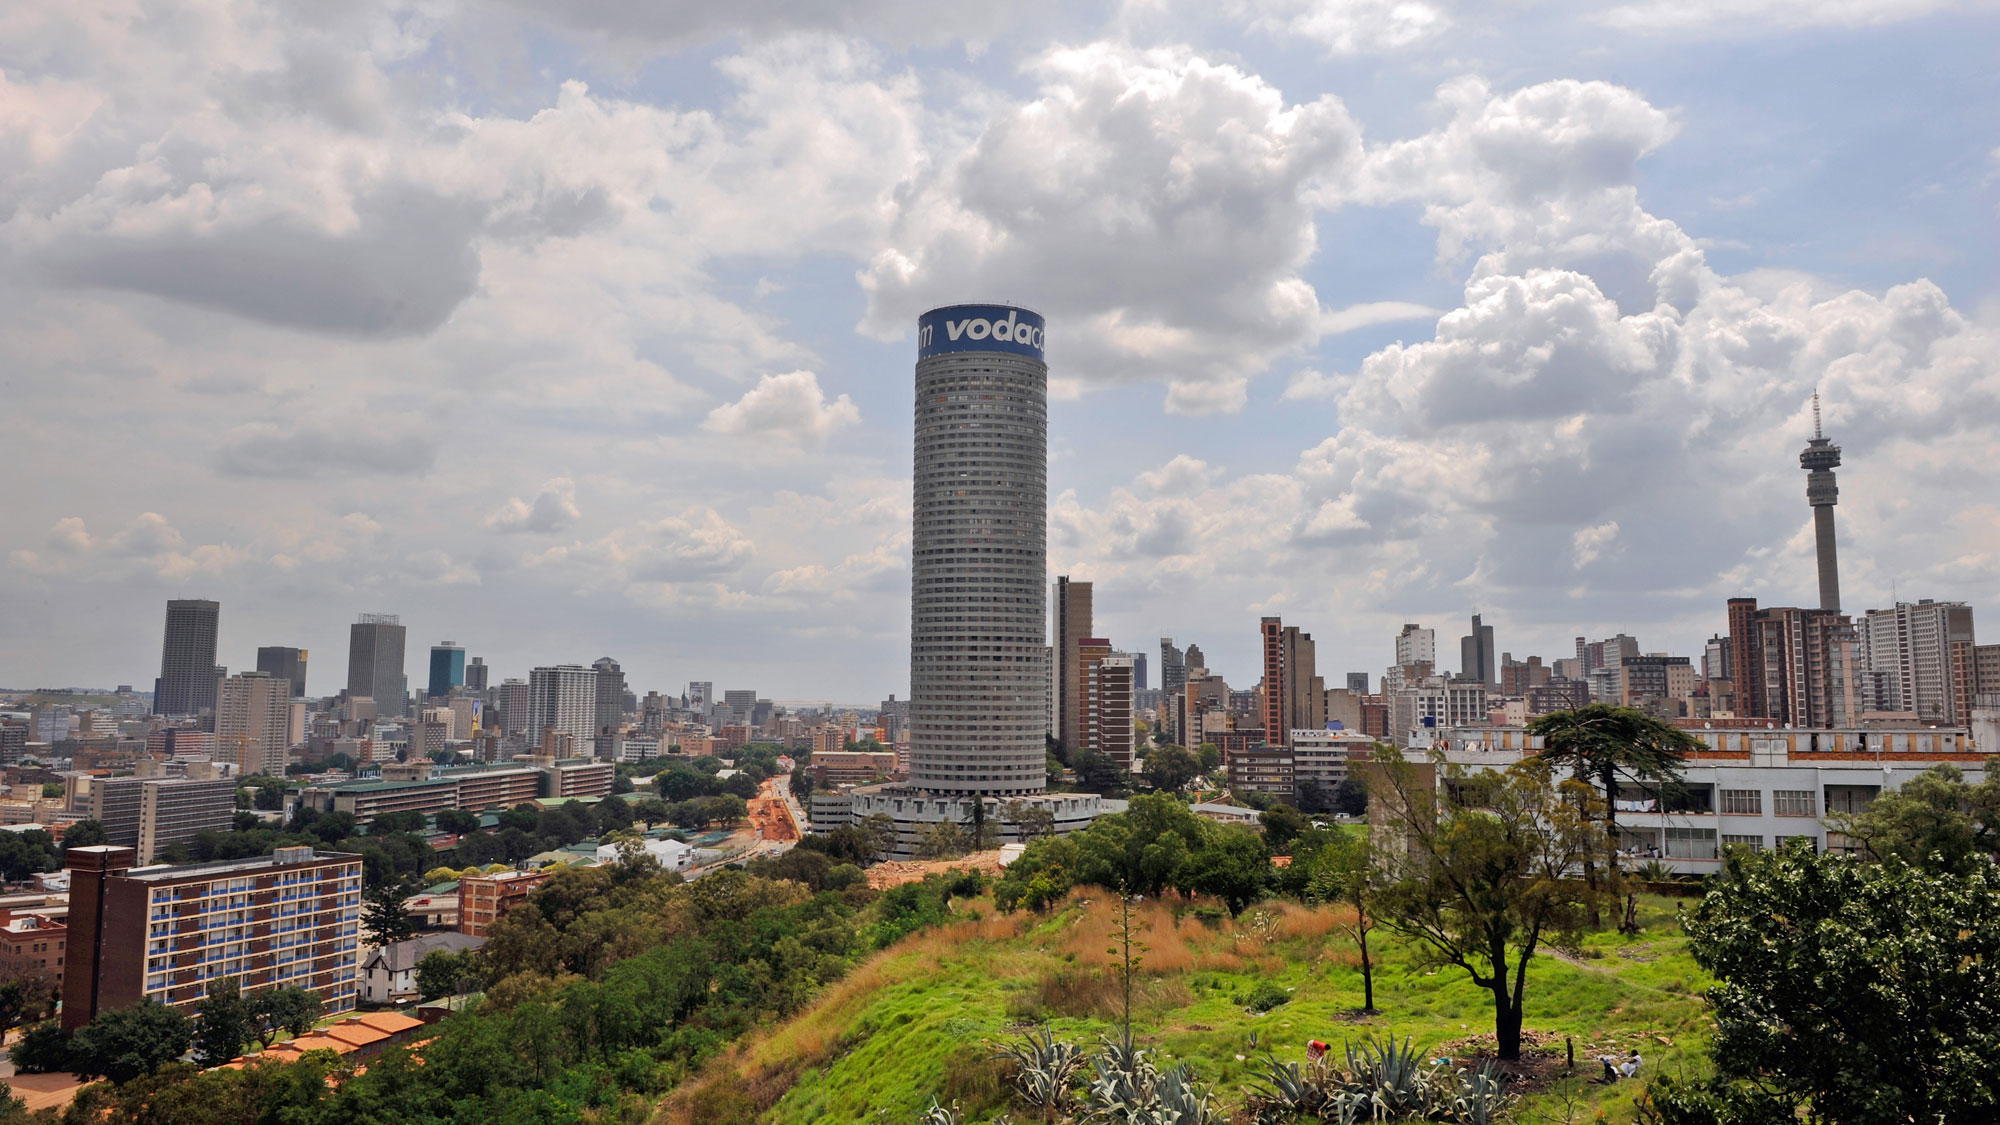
[917,304,1046,361]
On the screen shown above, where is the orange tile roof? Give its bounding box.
[283,1033,357,1055]
[353,1011,425,1034]
[323,1024,391,1048]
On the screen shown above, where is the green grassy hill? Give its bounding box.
[660,888,1713,1124]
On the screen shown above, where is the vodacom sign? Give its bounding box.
[917,304,1047,362]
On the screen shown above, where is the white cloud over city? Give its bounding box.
[2,0,1994,698]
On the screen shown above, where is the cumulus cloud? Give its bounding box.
[485,478,583,534]
[10,514,246,581]
[213,419,439,479]
[1233,0,1452,53]
[702,371,861,445]
[863,44,1362,413]
[494,0,1079,50]
[1051,76,2000,664]
[556,507,757,586]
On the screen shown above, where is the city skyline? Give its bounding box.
[4,4,1997,700]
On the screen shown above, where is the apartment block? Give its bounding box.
[89,777,235,864]
[0,909,66,988]
[458,870,551,938]
[62,845,363,1031]
[1225,746,1295,799]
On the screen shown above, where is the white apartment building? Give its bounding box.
[528,665,597,749]
[1435,723,1981,874]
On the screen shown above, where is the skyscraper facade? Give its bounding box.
[216,671,295,775]
[1459,613,1496,685]
[1053,576,1093,753]
[1393,624,1435,668]
[910,304,1051,796]
[346,614,408,717]
[427,642,466,699]
[592,657,627,756]
[464,657,489,694]
[1159,639,1187,698]
[1860,600,1977,722]
[529,665,597,750]
[154,599,222,717]
[255,646,309,699]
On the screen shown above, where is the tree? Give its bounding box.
[9,1021,70,1074]
[67,999,193,1083]
[192,976,252,1066]
[1830,758,2000,871]
[0,831,55,884]
[914,820,969,860]
[789,769,815,804]
[1307,830,1380,1012]
[1004,800,1057,842]
[415,950,483,1003]
[362,884,418,946]
[38,783,63,799]
[1173,829,1269,915]
[967,798,996,851]
[1070,748,1127,794]
[435,808,482,836]
[1141,745,1200,793]
[60,819,108,851]
[253,783,288,811]
[246,987,322,1049]
[1371,750,1607,1060]
[1642,845,2000,1124]
[1193,743,1222,774]
[1257,803,1309,852]
[0,975,56,1042]
[1529,703,1699,931]
[1330,778,1370,817]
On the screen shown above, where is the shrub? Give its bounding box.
[1244,983,1289,1012]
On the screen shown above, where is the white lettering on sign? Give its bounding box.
[939,309,1044,351]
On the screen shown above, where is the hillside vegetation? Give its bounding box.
[660,887,1712,1124]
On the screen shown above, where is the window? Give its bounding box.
[1719,789,1762,815]
[1773,790,1816,816]
[1721,834,1764,851]
[1665,827,1718,860]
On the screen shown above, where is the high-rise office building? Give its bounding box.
[1260,618,1324,743]
[346,614,408,717]
[1159,639,1187,698]
[1727,598,1863,729]
[1088,653,1136,771]
[1800,391,1843,613]
[910,303,1051,796]
[496,678,531,735]
[1346,672,1370,694]
[217,670,295,775]
[1132,652,1148,694]
[464,656,489,694]
[1394,624,1435,668]
[154,599,222,717]
[592,657,626,756]
[1185,643,1207,675]
[528,665,597,749]
[255,646,308,699]
[1053,577,1094,753]
[1861,600,1977,722]
[427,642,466,700]
[687,682,713,717]
[1260,618,1286,738]
[1459,614,1497,685]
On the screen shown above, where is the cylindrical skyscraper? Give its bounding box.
[1800,391,1842,614]
[909,304,1050,796]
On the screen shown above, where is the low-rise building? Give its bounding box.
[593,837,693,872]
[359,931,483,1006]
[808,788,854,834]
[812,751,897,786]
[1288,730,1372,795]
[1225,746,1295,799]
[0,910,66,989]
[1433,723,1985,874]
[458,870,550,937]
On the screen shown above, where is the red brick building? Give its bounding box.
[62,845,363,1030]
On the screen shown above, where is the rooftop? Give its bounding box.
[110,848,361,883]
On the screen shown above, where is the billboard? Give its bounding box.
[917,304,1046,362]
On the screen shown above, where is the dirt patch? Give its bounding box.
[1429,1028,1573,1096]
[866,850,1010,888]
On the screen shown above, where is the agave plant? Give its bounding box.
[996,1028,1086,1117]
[1339,1033,1438,1117]
[917,1097,963,1125]
[1078,1036,1223,1125]
[1436,1061,1514,1125]
[1150,1065,1225,1125]
[1243,1053,1332,1122]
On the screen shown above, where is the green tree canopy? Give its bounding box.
[68,999,194,1083]
[1140,744,1200,793]
[1831,758,2000,871]
[1644,845,2000,1124]
[191,976,251,1067]
[246,987,323,1049]
[1372,750,1608,1060]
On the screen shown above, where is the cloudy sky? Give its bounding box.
[4,0,1997,703]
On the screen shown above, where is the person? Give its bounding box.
[1620,1050,1643,1079]
[1306,1039,1329,1062]
[1598,1054,1618,1082]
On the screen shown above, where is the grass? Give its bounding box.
[657,890,1713,1125]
